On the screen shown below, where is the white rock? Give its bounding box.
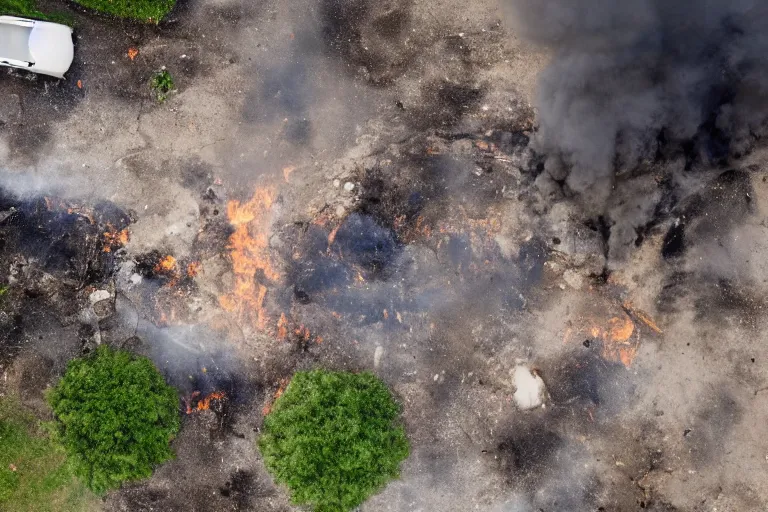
[343,182,355,192]
[89,290,111,304]
[513,365,545,410]
[374,346,384,368]
[130,273,143,284]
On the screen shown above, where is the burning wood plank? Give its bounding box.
[622,301,663,334]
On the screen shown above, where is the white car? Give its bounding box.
[0,15,74,78]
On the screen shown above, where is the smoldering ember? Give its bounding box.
[0,0,767,510]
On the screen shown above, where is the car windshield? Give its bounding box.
[0,22,33,63]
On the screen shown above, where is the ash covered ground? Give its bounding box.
[1,0,768,511]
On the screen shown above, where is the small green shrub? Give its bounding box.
[259,370,409,512]
[150,70,175,102]
[47,345,180,494]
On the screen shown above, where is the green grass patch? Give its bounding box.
[72,0,175,23]
[0,397,99,512]
[259,370,410,512]
[0,0,73,25]
[48,345,181,494]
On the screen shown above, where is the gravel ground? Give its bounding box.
[1,0,768,511]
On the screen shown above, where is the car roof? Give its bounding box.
[0,18,34,63]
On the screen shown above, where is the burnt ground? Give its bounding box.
[2,0,768,511]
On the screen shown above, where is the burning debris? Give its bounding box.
[0,190,131,366]
[563,302,662,368]
[155,255,178,275]
[219,187,279,332]
[4,0,768,508]
[184,390,227,414]
[135,250,200,284]
[102,226,130,253]
[128,250,205,326]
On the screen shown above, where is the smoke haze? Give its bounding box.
[506,0,768,203]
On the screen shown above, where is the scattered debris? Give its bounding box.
[89,289,111,304]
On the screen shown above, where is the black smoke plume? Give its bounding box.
[506,0,768,203]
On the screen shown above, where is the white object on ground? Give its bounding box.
[89,289,111,304]
[513,365,545,410]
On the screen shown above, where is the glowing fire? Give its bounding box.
[565,312,641,367]
[295,325,310,341]
[185,391,226,414]
[42,196,96,223]
[262,379,288,416]
[219,187,279,331]
[186,261,202,277]
[155,255,177,274]
[103,227,130,253]
[277,312,288,339]
[600,315,637,367]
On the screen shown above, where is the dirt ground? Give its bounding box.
[1,0,768,511]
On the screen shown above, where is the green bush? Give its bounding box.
[47,345,180,494]
[259,370,409,512]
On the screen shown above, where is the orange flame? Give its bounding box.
[155,255,177,274]
[277,312,288,339]
[262,379,288,416]
[327,223,342,245]
[295,325,311,341]
[103,227,130,253]
[565,313,640,367]
[219,187,279,331]
[602,315,637,367]
[186,391,226,414]
[186,261,201,277]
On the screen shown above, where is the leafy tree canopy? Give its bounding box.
[259,370,409,512]
[47,345,180,494]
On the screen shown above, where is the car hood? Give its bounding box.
[29,22,74,78]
